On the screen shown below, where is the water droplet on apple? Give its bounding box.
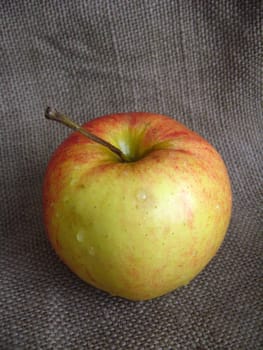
[118,140,130,156]
[136,191,147,201]
[76,230,85,242]
[88,246,95,256]
[216,204,220,210]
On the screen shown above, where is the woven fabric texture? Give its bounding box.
[0,1,262,349]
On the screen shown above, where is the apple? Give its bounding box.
[43,108,232,301]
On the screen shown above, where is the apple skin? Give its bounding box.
[43,112,232,301]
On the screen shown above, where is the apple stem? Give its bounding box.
[45,107,126,162]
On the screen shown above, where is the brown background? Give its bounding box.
[1,1,262,349]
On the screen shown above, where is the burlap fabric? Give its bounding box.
[1,1,262,349]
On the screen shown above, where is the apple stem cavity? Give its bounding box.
[45,107,127,162]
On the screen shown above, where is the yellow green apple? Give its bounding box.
[43,108,232,301]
